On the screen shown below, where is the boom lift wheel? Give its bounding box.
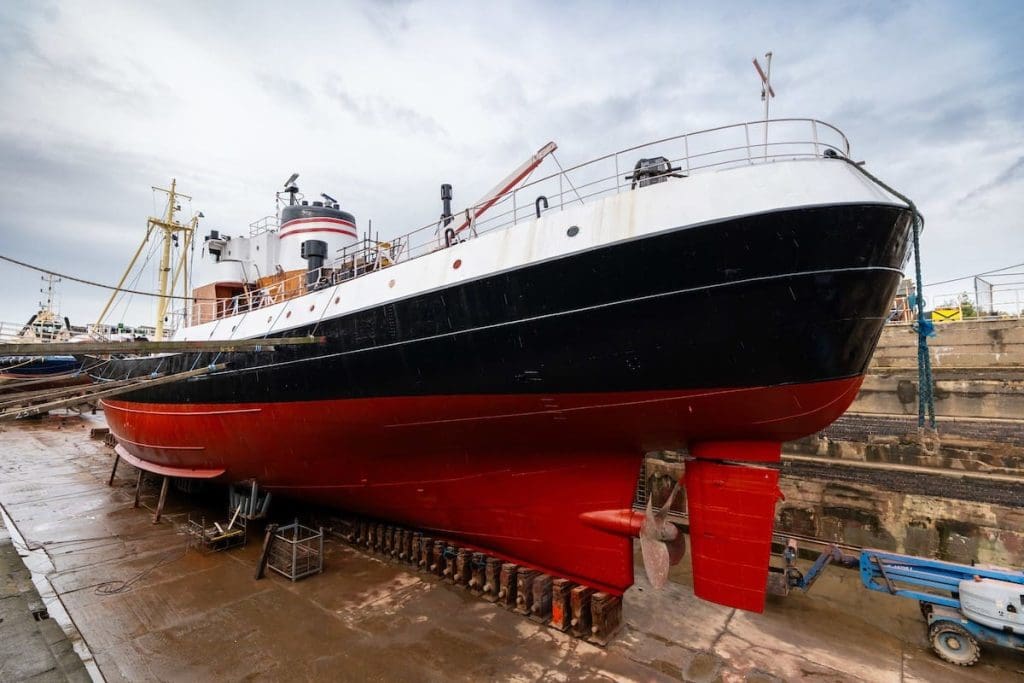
[928,621,980,667]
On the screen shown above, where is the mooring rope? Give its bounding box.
[839,157,936,429]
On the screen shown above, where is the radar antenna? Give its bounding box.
[283,173,300,205]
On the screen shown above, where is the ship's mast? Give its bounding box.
[95,178,199,340]
[39,273,60,323]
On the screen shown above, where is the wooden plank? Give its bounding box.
[255,524,279,580]
[0,336,325,356]
[0,363,228,420]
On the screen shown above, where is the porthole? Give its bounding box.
[334,296,340,304]
[388,279,396,288]
[267,316,272,323]
[286,311,292,318]
[453,259,462,269]
[309,305,315,312]
[567,226,580,237]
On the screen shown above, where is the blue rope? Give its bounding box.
[910,213,936,428]
[841,158,935,429]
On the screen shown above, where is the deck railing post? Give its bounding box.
[811,120,820,157]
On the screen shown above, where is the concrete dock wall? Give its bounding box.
[850,319,1024,419]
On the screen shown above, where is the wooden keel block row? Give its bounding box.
[417,536,433,570]
[454,548,472,587]
[399,529,412,561]
[498,563,519,608]
[382,526,393,555]
[570,586,596,638]
[482,557,503,602]
[409,532,422,565]
[468,552,486,594]
[430,540,446,576]
[529,573,554,622]
[588,592,623,646]
[549,579,573,632]
[442,545,457,583]
[514,569,539,615]
[339,518,357,543]
[390,528,403,559]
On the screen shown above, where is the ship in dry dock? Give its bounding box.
[94,118,915,612]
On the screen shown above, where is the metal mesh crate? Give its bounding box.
[185,514,247,553]
[267,522,324,581]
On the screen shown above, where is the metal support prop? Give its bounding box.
[153,476,170,524]
[133,468,144,508]
[107,453,120,487]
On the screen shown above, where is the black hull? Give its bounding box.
[99,203,913,403]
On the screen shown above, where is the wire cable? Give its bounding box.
[0,254,214,301]
[925,262,1024,288]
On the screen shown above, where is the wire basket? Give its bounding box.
[267,522,324,581]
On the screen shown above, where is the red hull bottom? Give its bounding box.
[103,376,862,596]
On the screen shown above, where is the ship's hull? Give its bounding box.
[0,355,89,392]
[99,199,912,594]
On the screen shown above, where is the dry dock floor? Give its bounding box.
[0,414,1021,682]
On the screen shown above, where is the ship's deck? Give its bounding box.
[0,413,1018,682]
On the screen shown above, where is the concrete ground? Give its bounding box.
[1,514,90,682]
[0,413,1022,682]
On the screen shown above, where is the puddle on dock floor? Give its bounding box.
[1,413,1021,681]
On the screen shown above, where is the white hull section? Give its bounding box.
[175,158,904,343]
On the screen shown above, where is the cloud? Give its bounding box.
[0,0,1022,325]
[960,156,1024,204]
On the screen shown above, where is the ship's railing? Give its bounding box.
[0,320,70,344]
[174,118,849,328]
[249,215,280,237]
[888,286,1024,324]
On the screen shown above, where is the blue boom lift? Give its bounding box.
[770,540,1024,666]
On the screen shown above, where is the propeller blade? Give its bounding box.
[640,532,671,589]
[640,482,687,589]
[666,529,687,566]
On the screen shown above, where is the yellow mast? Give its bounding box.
[95,179,197,340]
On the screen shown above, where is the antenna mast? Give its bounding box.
[752,52,775,157]
[94,178,200,340]
[39,273,60,320]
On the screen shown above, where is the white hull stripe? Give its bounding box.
[280,226,358,238]
[281,216,356,230]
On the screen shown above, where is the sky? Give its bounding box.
[0,0,1022,328]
